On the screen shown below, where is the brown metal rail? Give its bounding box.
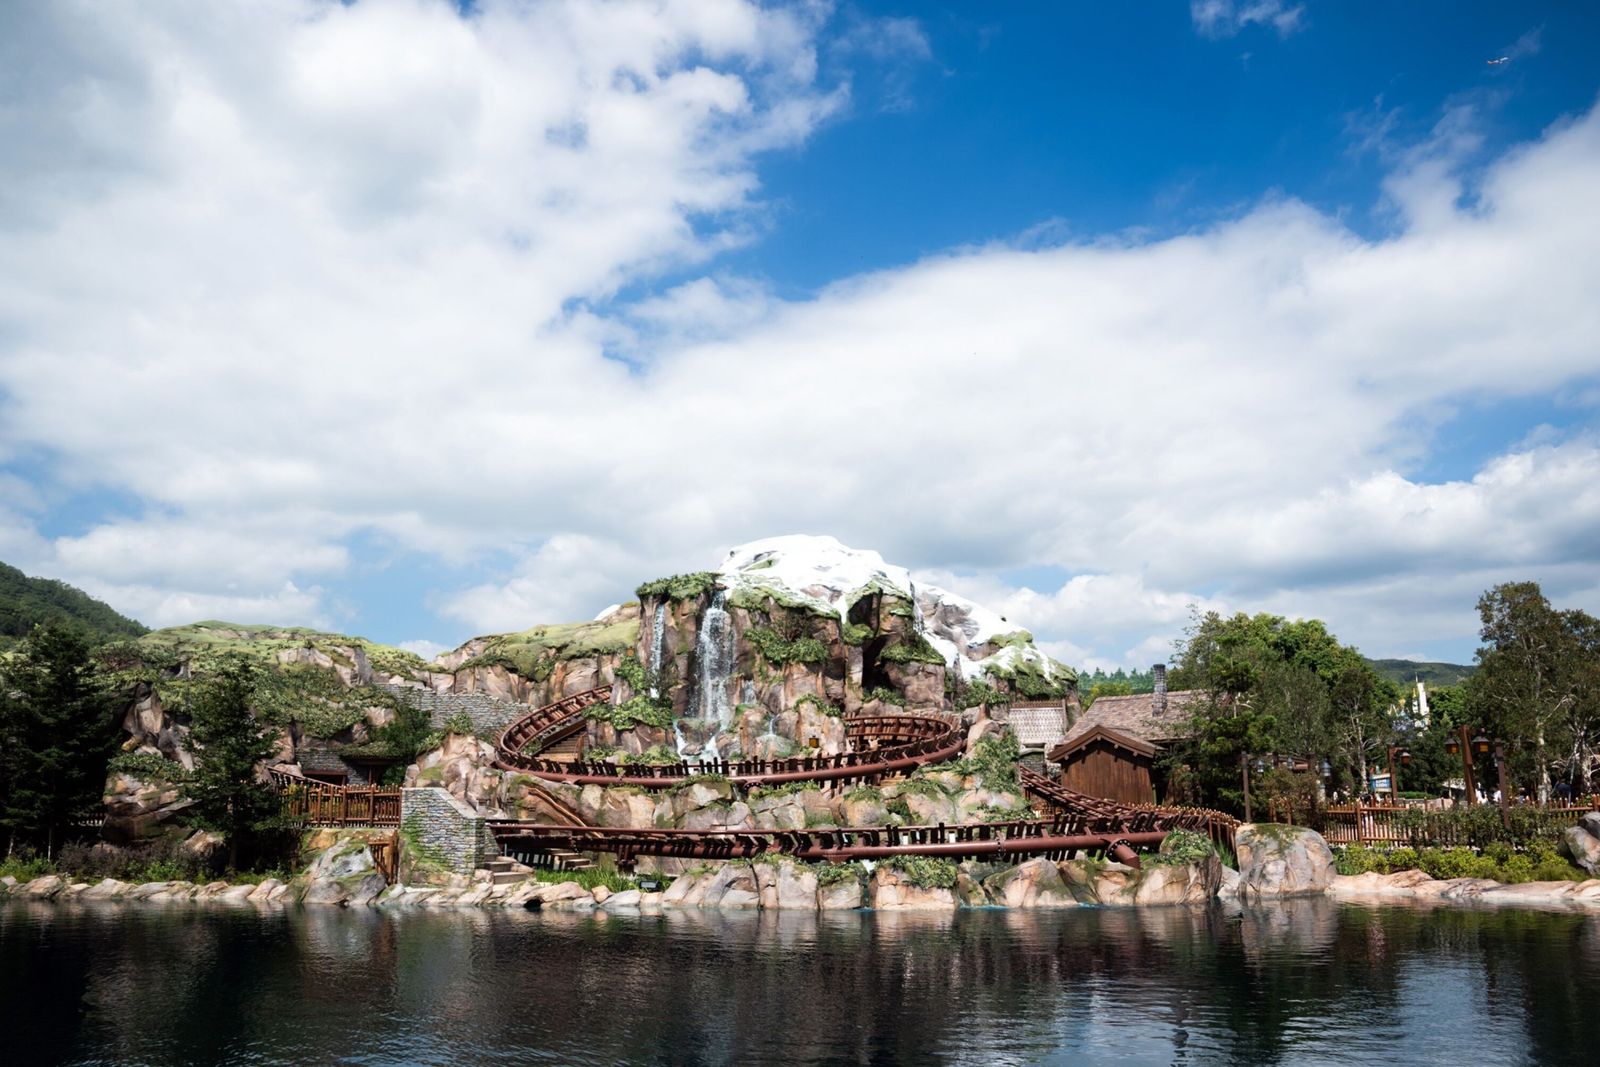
[494,688,966,789]
[1019,767,1239,853]
[487,816,1167,866]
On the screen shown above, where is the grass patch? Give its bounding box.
[887,855,958,890]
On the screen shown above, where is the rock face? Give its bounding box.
[1560,813,1600,876]
[1234,825,1335,899]
[627,536,1076,737]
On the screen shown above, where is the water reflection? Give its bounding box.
[3,898,1596,1066]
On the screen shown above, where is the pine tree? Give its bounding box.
[185,657,283,869]
[0,624,120,858]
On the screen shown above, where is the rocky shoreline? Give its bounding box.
[8,825,1600,913]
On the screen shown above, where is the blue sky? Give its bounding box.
[1,0,1597,670]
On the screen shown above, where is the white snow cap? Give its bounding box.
[716,535,1069,683]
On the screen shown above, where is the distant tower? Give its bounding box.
[1415,680,1430,724]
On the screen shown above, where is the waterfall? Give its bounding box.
[694,589,736,732]
[648,601,667,698]
[910,580,925,632]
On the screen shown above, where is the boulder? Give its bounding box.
[302,877,350,905]
[818,879,863,909]
[868,867,956,910]
[1560,812,1600,876]
[982,858,1077,908]
[1129,857,1222,906]
[215,884,259,904]
[81,878,130,900]
[602,889,643,909]
[23,876,65,899]
[1234,825,1335,899]
[247,878,287,903]
[775,861,819,909]
[346,873,388,907]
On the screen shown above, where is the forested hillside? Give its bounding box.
[0,561,148,649]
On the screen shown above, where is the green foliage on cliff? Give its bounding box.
[813,860,866,887]
[862,686,906,706]
[879,633,945,665]
[587,693,674,731]
[636,572,719,602]
[746,626,828,666]
[618,744,681,766]
[107,751,185,783]
[793,693,843,718]
[0,561,148,650]
[459,617,639,679]
[887,855,959,890]
[982,655,1075,699]
[948,732,1021,791]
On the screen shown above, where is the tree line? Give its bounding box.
[1160,581,1600,815]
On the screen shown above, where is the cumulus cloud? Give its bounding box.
[1190,0,1306,40]
[1,2,1597,667]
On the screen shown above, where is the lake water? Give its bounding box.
[3,897,1596,1066]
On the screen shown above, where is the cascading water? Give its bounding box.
[694,589,736,729]
[672,588,736,764]
[648,602,667,698]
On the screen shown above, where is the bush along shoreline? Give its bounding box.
[7,823,1600,912]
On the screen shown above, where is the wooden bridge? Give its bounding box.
[270,768,401,827]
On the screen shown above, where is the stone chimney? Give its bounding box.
[1152,663,1167,715]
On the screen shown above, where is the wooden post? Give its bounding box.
[1354,796,1364,845]
[1241,751,1253,823]
[1459,725,1478,806]
[1495,742,1511,830]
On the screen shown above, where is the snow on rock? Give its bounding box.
[718,535,1069,685]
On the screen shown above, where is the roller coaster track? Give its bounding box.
[493,688,967,789]
[237,687,1243,869]
[487,815,1170,867]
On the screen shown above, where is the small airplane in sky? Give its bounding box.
[1486,56,1510,65]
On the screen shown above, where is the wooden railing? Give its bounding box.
[269,769,402,827]
[1320,798,1600,847]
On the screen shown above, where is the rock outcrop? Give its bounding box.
[1234,824,1335,899]
[1560,812,1600,876]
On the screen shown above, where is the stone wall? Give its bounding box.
[381,684,529,737]
[400,787,495,874]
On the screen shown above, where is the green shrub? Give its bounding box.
[588,694,674,731]
[1151,829,1217,867]
[618,744,681,766]
[794,693,842,718]
[108,751,185,782]
[813,861,864,887]
[862,686,906,706]
[879,634,946,665]
[635,573,719,602]
[887,855,958,890]
[977,802,1037,823]
[948,732,1021,791]
[442,711,475,736]
[746,627,829,666]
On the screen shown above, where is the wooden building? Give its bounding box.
[1045,665,1201,805]
[1050,724,1160,805]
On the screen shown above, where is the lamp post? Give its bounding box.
[1444,726,1478,806]
[1386,745,1411,804]
[1240,751,1252,823]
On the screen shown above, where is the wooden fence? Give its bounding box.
[1319,798,1600,847]
[270,770,402,827]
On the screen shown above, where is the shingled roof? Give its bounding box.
[1048,689,1202,762]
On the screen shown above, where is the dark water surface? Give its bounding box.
[3,897,1597,1066]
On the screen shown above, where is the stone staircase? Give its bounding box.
[483,856,533,886]
[542,734,587,761]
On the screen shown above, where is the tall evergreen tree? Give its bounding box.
[0,624,121,858]
[185,657,283,869]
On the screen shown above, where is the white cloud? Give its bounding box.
[1190,0,1305,39]
[1,3,1597,669]
[397,638,449,662]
